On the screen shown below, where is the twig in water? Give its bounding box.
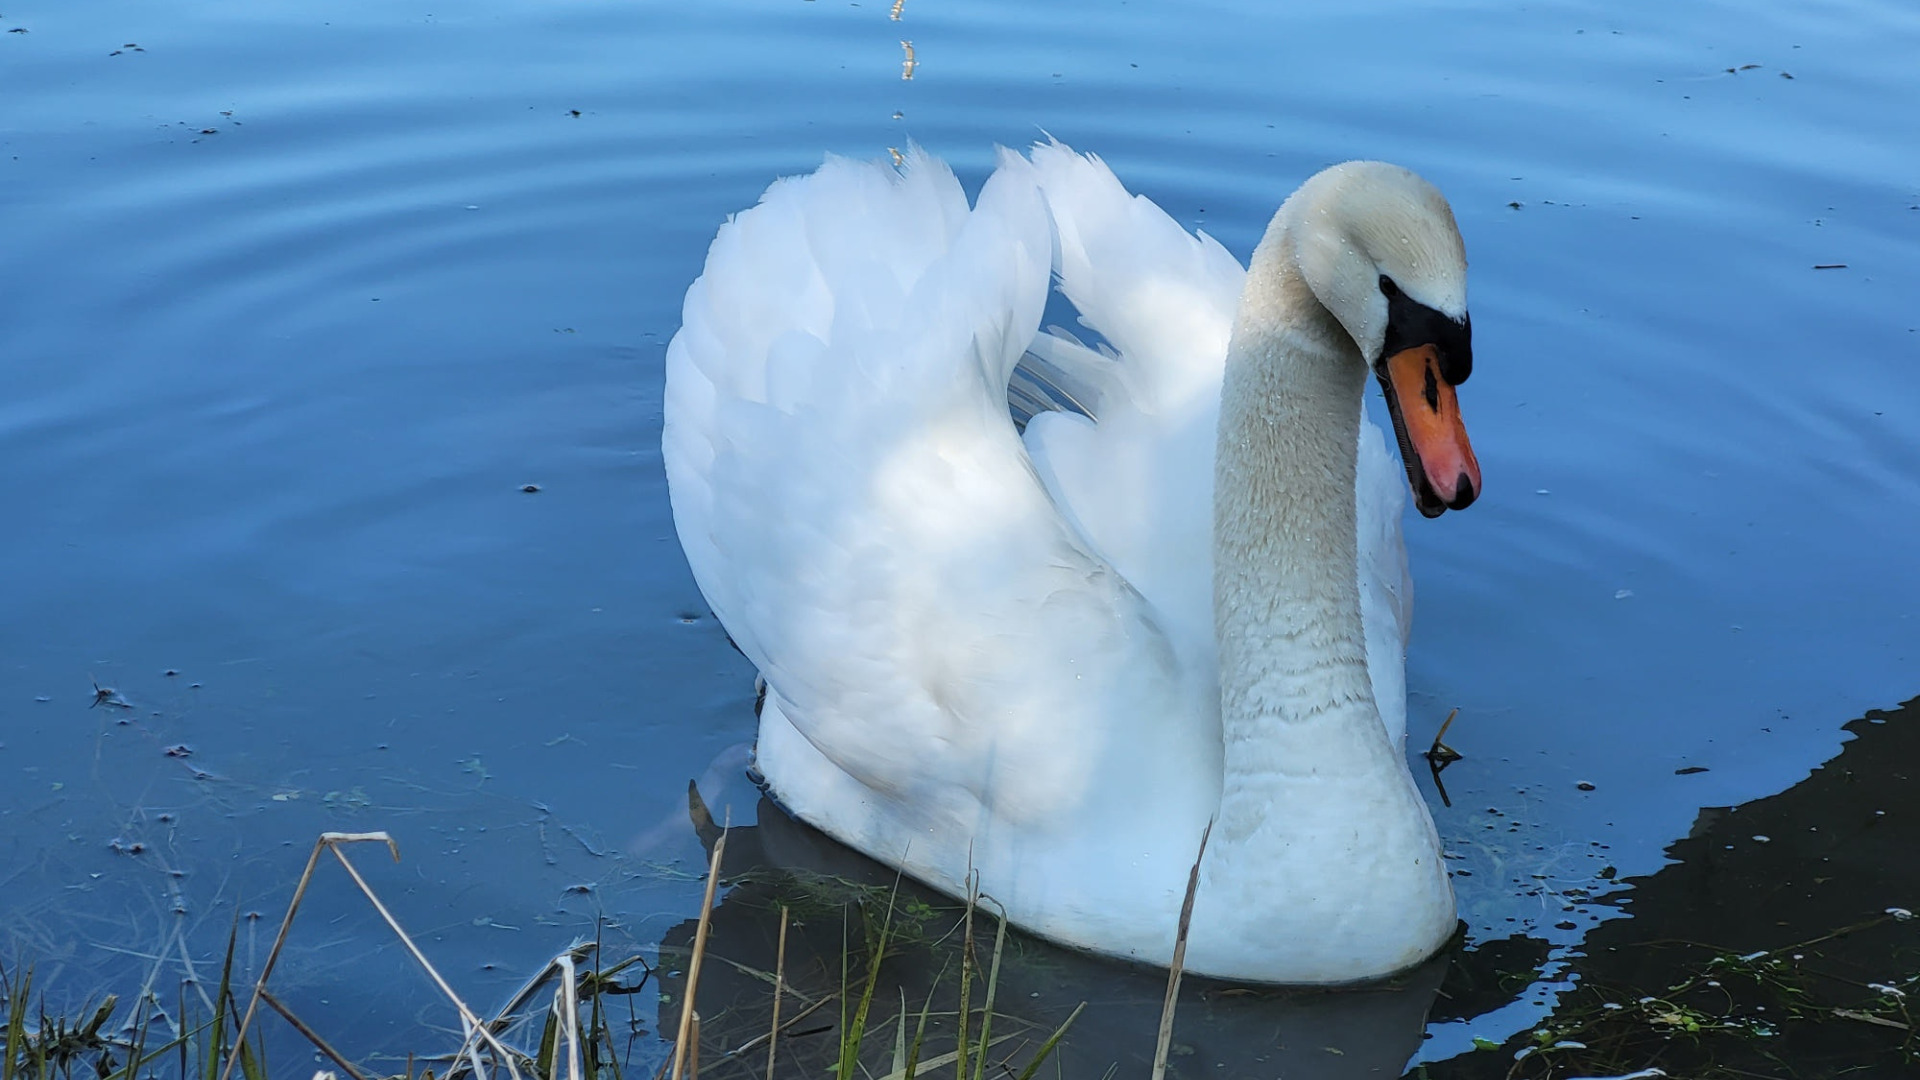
[222,832,526,1080]
[671,824,728,1080]
[323,837,525,1076]
[1152,821,1212,1080]
[1832,1008,1910,1031]
[1425,707,1463,765]
[713,993,837,1068]
[223,832,367,1080]
[553,951,583,1080]
[446,940,600,1078]
[767,905,789,1080]
[257,988,374,1080]
[1424,708,1463,807]
[687,1012,702,1080]
[90,673,133,709]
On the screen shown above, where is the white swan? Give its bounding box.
[663,141,1482,984]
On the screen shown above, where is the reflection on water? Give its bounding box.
[1423,697,1920,1077]
[659,796,1455,1079]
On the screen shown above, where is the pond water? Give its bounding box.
[2,0,1917,1075]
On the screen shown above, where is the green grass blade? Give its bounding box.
[969,911,1008,1080]
[236,1035,266,1080]
[535,1007,560,1080]
[838,890,898,1080]
[891,988,907,1077]
[838,912,851,1077]
[80,995,117,1040]
[2,966,26,1080]
[901,967,940,1080]
[115,996,148,1080]
[1011,1003,1084,1080]
[955,881,975,1080]
[206,923,239,1080]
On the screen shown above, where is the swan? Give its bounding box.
[662,140,1481,984]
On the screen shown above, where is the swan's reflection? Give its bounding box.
[651,793,1540,1079]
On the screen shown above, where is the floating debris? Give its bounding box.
[90,675,133,709]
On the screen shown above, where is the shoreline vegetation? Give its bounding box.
[2,828,1092,1080]
[6,699,1916,1079]
[6,836,1911,1080]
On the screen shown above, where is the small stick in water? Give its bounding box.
[1152,820,1212,1080]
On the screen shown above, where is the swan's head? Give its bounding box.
[1285,161,1480,518]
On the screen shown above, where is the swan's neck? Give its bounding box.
[1211,231,1395,847]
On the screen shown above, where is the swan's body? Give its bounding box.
[663,142,1481,983]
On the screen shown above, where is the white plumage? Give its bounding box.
[664,140,1467,983]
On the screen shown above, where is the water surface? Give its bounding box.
[3,0,1918,1073]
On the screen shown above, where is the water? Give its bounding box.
[2,0,1917,1073]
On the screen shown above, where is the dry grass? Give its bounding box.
[2,827,1100,1080]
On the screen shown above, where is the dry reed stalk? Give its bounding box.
[1151,821,1212,1080]
[1427,707,1462,763]
[554,952,582,1080]
[323,838,524,1076]
[766,905,789,1080]
[687,1012,702,1079]
[670,828,728,1080]
[710,992,835,1070]
[221,831,355,1080]
[225,832,529,1080]
[447,941,599,1079]
[257,988,373,1080]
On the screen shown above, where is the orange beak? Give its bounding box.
[1380,345,1480,518]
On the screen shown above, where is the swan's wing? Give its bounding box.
[1009,142,1414,738]
[1012,143,1246,669]
[663,150,1216,851]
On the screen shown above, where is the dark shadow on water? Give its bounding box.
[1415,696,1920,1078]
[655,794,1543,1080]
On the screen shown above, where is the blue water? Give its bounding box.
[3,0,1918,1073]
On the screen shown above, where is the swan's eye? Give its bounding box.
[1378,275,1401,298]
